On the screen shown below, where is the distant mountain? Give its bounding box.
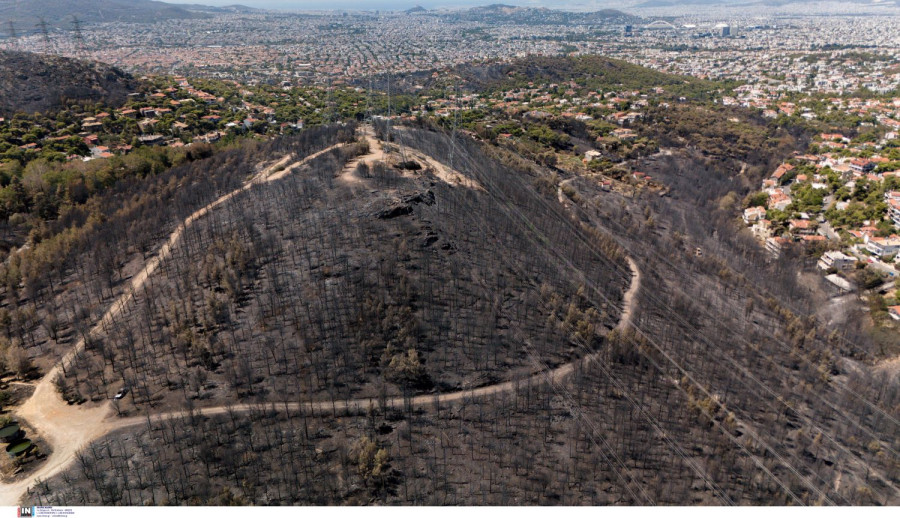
[405,5,428,14]
[175,3,266,14]
[635,0,736,6]
[0,0,212,33]
[437,4,639,25]
[0,50,137,116]
[635,0,899,6]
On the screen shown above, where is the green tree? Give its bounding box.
[744,191,769,208]
[0,177,29,216]
[352,437,390,487]
[385,347,428,388]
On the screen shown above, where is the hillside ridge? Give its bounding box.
[0,50,136,116]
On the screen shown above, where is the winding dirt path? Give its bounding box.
[110,256,640,429]
[337,126,384,186]
[403,147,484,190]
[0,144,341,505]
[1,132,640,505]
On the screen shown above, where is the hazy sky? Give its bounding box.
[162,0,616,11]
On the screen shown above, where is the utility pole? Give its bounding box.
[385,70,392,142]
[449,78,461,171]
[325,78,333,124]
[365,74,372,123]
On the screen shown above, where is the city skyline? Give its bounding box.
[161,0,626,11]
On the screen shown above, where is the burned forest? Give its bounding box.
[0,119,891,506]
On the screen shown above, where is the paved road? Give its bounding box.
[848,245,899,278]
[818,221,839,241]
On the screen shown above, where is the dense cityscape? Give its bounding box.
[4,7,900,92]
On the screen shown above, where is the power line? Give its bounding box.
[434,117,896,504]
[433,130,805,504]
[436,129,870,504]
[521,149,898,483]
[549,173,897,503]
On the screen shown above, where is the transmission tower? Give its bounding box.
[71,16,85,54]
[5,21,17,51]
[36,17,53,53]
[385,70,408,163]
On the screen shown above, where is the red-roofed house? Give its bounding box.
[850,158,875,174]
[772,163,795,182]
[789,219,815,235]
[889,306,900,321]
[768,191,791,211]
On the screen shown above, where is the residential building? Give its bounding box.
[825,274,854,292]
[743,206,766,224]
[766,236,789,257]
[789,219,815,235]
[889,306,900,321]
[864,235,900,257]
[890,199,900,227]
[849,158,876,174]
[818,250,855,271]
[768,191,791,211]
[138,134,166,145]
[771,163,794,182]
[751,218,772,240]
[584,150,602,162]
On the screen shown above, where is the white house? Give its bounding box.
[865,235,900,258]
[743,206,767,225]
[818,250,855,271]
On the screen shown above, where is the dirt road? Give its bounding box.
[112,254,639,428]
[0,144,342,505]
[0,133,640,505]
[337,126,384,185]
